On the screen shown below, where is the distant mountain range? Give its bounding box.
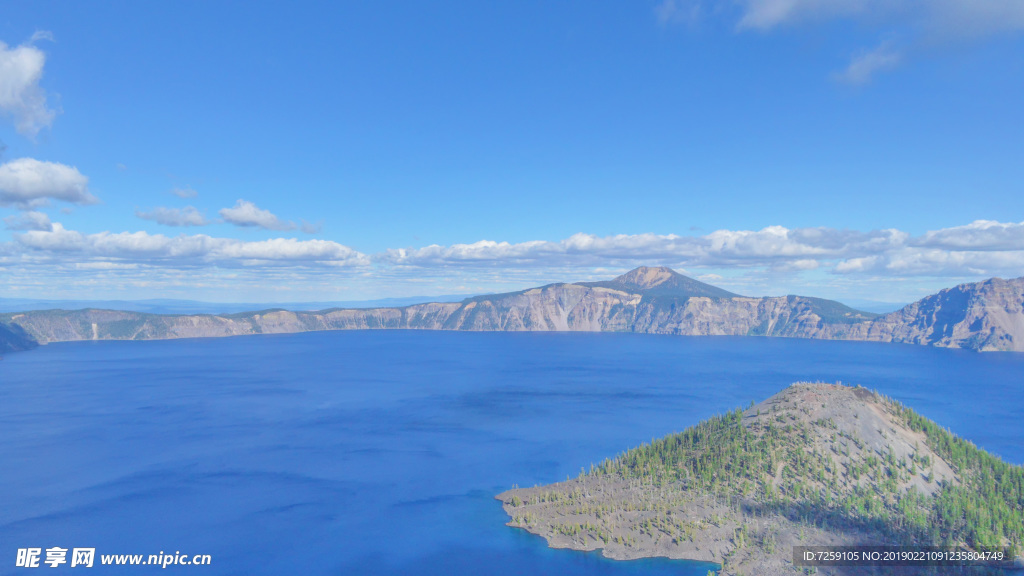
[2,266,1022,355]
[0,294,472,315]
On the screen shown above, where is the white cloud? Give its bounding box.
[661,1,1024,83]
[213,238,360,262]
[136,206,209,227]
[829,219,1024,276]
[833,256,875,274]
[0,158,96,208]
[16,222,84,251]
[655,0,704,26]
[928,0,1024,39]
[834,248,1024,277]
[170,186,197,198]
[777,258,821,271]
[300,220,322,235]
[913,219,1024,251]
[735,0,1024,37]
[219,199,296,231]
[3,210,51,231]
[29,31,54,43]
[13,223,369,267]
[834,43,902,85]
[0,35,57,138]
[736,0,872,31]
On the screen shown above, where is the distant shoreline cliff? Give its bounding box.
[2,267,1022,354]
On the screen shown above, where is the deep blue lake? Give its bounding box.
[2,331,1022,575]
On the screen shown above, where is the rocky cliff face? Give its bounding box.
[830,277,1024,351]
[2,267,1022,352]
[0,322,38,354]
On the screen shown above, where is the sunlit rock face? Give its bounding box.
[837,277,1024,351]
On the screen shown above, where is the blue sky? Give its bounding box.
[1,1,1023,303]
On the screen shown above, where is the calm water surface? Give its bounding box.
[1,331,1022,575]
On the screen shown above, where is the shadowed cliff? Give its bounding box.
[0,322,38,355]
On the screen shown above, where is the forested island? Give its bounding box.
[497,383,1024,575]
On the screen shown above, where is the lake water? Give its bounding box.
[1,331,1022,575]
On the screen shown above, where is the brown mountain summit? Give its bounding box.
[581,266,741,299]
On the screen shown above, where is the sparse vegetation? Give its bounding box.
[499,383,1023,573]
[588,391,1023,551]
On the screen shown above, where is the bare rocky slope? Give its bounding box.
[1,267,1022,352]
[497,383,1024,575]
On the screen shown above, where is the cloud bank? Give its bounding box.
[1,219,1021,301]
[4,219,1023,278]
[383,221,1024,279]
